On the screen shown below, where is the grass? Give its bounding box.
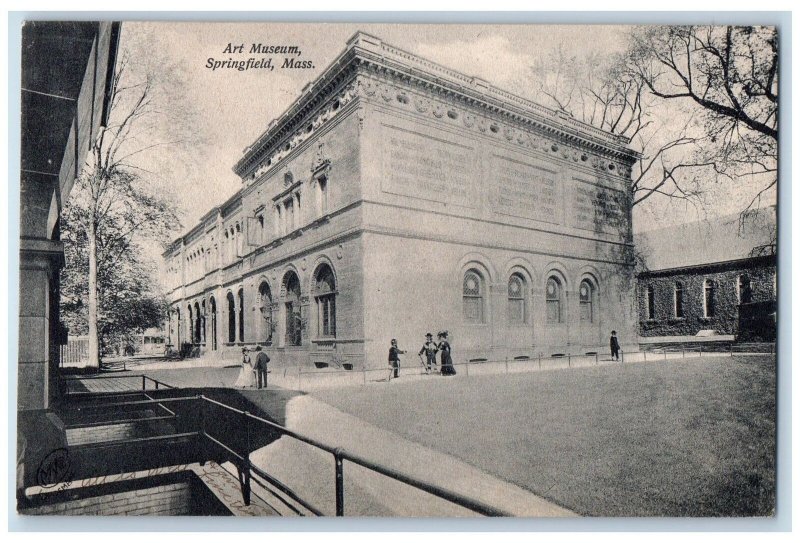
[313,355,776,517]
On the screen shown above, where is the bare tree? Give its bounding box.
[629,25,778,213]
[68,54,183,368]
[529,25,779,215]
[528,46,713,210]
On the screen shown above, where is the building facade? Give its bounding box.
[164,32,639,370]
[636,210,777,340]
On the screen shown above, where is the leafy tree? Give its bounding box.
[60,52,184,367]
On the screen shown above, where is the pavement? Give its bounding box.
[244,393,575,517]
[62,348,770,517]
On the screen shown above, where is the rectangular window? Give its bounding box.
[646,286,655,320]
[675,286,684,318]
[319,295,336,337]
[318,176,328,216]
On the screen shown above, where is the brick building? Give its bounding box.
[163,32,640,370]
[636,209,776,340]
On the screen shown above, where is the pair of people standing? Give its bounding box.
[417,332,456,376]
[234,346,270,389]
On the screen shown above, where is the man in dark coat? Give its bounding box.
[610,330,620,361]
[254,345,270,389]
[388,339,405,381]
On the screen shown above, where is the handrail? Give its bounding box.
[200,394,508,516]
[64,387,507,516]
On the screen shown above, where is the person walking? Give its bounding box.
[438,331,456,376]
[610,330,621,361]
[418,332,438,374]
[388,339,405,381]
[254,345,270,389]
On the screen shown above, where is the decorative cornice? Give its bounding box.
[233,31,639,181]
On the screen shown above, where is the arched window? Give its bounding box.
[674,282,684,318]
[227,292,236,343]
[546,276,563,324]
[646,285,655,320]
[237,288,245,342]
[507,273,526,324]
[463,270,484,324]
[209,297,217,350]
[187,304,194,344]
[200,300,206,343]
[579,279,594,323]
[175,308,181,346]
[315,264,337,338]
[258,282,273,345]
[703,279,716,318]
[738,275,752,304]
[284,272,302,346]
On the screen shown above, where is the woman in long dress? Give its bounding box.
[438,332,456,376]
[234,348,257,388]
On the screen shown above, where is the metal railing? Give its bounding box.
[60,373,176,396]
[290,344,776,388]
[60,384,508,517]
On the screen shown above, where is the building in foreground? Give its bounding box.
[635,208,776,342]
[18,19,120,495]
[163,32,640,369]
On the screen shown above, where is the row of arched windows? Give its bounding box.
[462,269,597,325]
[176,262,339,349]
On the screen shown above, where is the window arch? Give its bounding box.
[237,288,245,342]
[209,297,217,350]
[187,304,194,344]
[315,264,337,338]
[226,292,236,343]
[463,270,485,324]
[579,279,595,323]
[737,275,752,304]
[703,279,716,318]
[284,271,302,346]
[674,282,684,318]
[507,273,526,324]
[646,285,655,320]
[546,276,564,324]
[258,282,273,345]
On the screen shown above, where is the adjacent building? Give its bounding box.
[163,32,640,370]
[18,20,120,493]
[636,208,777,341]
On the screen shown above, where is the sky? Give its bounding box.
[117,22,775,239]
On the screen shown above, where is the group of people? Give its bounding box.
[234,345,270,389]
[388,331,456,381]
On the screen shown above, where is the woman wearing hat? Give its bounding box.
[233,347,256,388]
[438,331,456,376]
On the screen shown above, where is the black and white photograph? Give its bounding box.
[13,15,783,523]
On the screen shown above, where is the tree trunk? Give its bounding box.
[87,219,100,368]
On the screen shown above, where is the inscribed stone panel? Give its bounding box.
[490,154,563,225]
[380,124,475,208]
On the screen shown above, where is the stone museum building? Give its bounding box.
[163,32,640,369]
[636,209,777,341]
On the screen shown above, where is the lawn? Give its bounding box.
[313,355,776,517]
